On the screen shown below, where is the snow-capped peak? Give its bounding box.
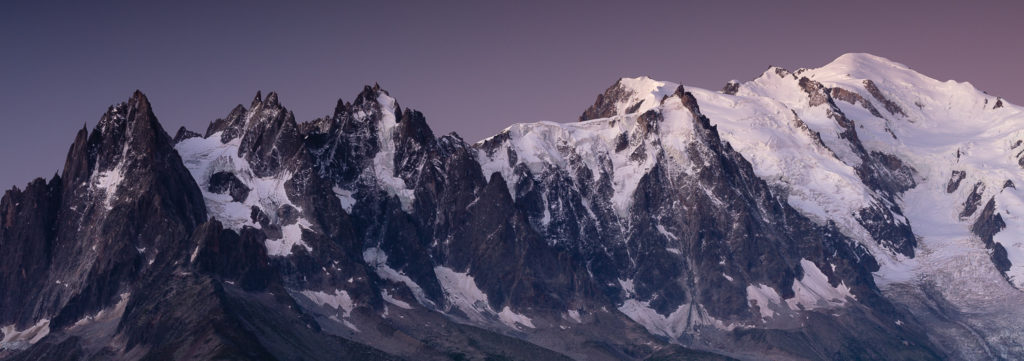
[817,53,912,77]
[613,76,678,114]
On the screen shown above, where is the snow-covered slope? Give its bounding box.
[479,53,1024,359]
[577,53,1024,285]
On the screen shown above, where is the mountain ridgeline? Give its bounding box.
[3,54,1024,360]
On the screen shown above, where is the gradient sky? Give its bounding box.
[2,0,1023,190]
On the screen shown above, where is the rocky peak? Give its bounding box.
[353,84,386,107]
[251,90,263,108]
[237,99,303,177]
[205,104,247,140]
[579,78,634,121]
[205,90,291,145]
[173,126,201,143]
[0,90,208,334]
[61,91,181,190]
[579,76,675,122]
[396,109,434,145]
[672,85,703,116]
[91,91,156,168]
[264,91,281,108]
[67,90,205,219]
[312,84,444,189]
[200,90,306,177]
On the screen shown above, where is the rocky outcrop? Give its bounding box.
[579,78,642,121]
[947,170,967,193]
[173,126,201,143]
[721,80,740,95]
[863,79,906,117]
[971,198,1010,273]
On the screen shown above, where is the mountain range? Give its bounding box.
[2,53,1023,360]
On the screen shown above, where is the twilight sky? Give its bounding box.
[2,0,1022,190]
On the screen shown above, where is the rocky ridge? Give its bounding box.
[2,54,1024,360]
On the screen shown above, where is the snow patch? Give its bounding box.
[368,93,416,212]
[265,219,314,257]
[618,278,636,297]
[300,289,354,318]
[434,266,535,329]
[381,290,413,310]
[618,300,734,339]
[567,309,582,323]
[745,284,782,319]
[657,224,679,241]
[71,292,130,328]
[343,319,360,332]
[362,247,434,308]
[176,133,313,257]
[93,167,125,210]
[498,306,536,329]
[787,259,855,310]
[0,318,50,351]
[328,315,361,332]
[332,186,356,213]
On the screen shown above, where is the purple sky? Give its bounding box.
[2,0,1023,190]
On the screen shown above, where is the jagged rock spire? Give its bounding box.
[251,90,262,108]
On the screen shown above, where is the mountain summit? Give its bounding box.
[2,53,1023,360]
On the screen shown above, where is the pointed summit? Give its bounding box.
[580,76,678,121]
[173,126,201,143]
[130,89,149,106]
[354,85,380,106]
[61,91,198,192]
[206,91,288,144]
[234,91,303,177]
[76,90,172,176]
[265,91,280,108]
[251,90,263,108]
[396,108,435,146]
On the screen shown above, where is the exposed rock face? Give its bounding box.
[793,76,918,257]
[721,80,740,95]
[173,126,201,143]
[580,78,639,121]
[971,198,1010,273]
[5,53,1024,360]
[207,171,250,202]
[948,170,967,193]
[190,220,276,291]
[1,92,208,332]
[830,86,884,118]
[961,182,986,219]
[863,79,906,117]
